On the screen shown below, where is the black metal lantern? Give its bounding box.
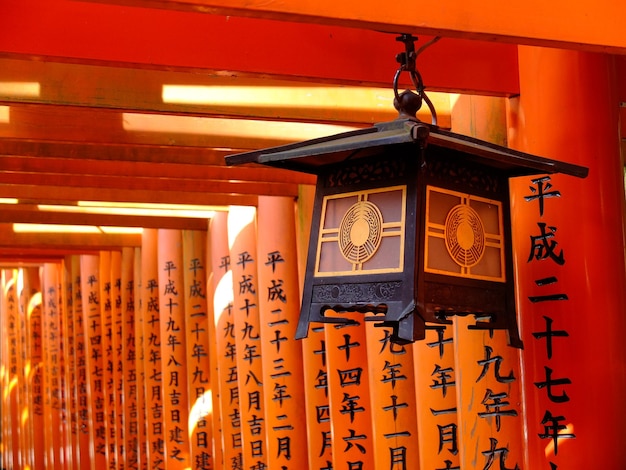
[226,35,588,346]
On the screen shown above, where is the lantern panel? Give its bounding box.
[424,186,505,282]
[315,186,407,277]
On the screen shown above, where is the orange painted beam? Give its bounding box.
[0,103,361,152]
[0,225,141,249]
[111,0,626,53]
[0,171,300,198]
[0,139,238,166]
[0,58,450,126]
[0,156,316,186]
[0,205,212,231]
[0,0,519,95]
[0,184,259,207]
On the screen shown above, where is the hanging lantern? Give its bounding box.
[226,35,588,346]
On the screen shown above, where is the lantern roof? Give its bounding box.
[226,118,588,179]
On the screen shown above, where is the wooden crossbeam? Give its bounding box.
[0,156,317,185]
[0,205,211,230]
[0,139,238,165]
[0,171,300,197]
[0,58,451,126]
[0,223,142,249]
[0,184,260,206]
[0,0,520,96]
[90,0,626,52]
[0,103,363,150]
[0,249,95,264]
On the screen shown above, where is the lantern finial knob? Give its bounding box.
[394,89,422,119]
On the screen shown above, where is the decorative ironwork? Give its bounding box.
[426,158,501,194]
[393,33,440,125]
[339,200,383,265]
[445,204,486,268]
[312,281,403,303]
[325,158,407,188]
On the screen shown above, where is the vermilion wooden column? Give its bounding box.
[61,258,79,470]
[210,211,240,469]
[98,251,116,468]
[158,229,191,469]
[325,315,374,470]
[42,263,64,470]
[4,270,21,470]
[182,229,214,470]
[454,317,523,469]
[412,326,459,470]
[121,247,138,469]
[301,325,332,470]
[256,196,309,468]
[140,229,165,470]
[133,246,148,470]
[366,325,419,469]
[70,255,92,470]
[17,269,31,470]
[1,270,10,470]
[110,250,125,469]
[25,267,45,470]
[509,47,626,468]
[228,206,268,469]
[80,254,107,470]
[204,228,224,469]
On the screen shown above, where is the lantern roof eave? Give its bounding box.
[226,118,588,180]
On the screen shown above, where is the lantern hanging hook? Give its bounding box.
[393,33,440,125]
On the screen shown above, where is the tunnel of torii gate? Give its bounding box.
[0,1,625,470]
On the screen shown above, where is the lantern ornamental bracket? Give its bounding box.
[393,33,440,125]
[225,36,588,347]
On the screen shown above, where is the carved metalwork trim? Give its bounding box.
[312,281,403,304]
[325,158,407,188]
[426,157,501,193]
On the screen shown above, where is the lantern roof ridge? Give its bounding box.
[226,118,588,180]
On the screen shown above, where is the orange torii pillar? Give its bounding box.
[25,267,45,470]
[453,317,524,469]
[61,258,79,470]
[228,206,268,469]
[413,325,459,470]
[301,323,331,470]
[42,263,65,470]
[133,246,148,470]
[98,251,117,468]
[366,325,420,470]
[1,270,11,470]
[205,228,224,469]
[509,47,626,468]
[16,269,29,470]
[210,212,238,470]
[325,313,374,470]
[80,254,108,470]
[3,269,21,470]
[158,229,191,469]
[111,250,125,469]
[121,247,139,469]
[182,229,214,470]
[17,268,32,470]
[256,196,309,468]
[141,229,165,470]
[70,255,92,470]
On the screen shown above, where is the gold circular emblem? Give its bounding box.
[339,200,383,264]
[444,204,485,267]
